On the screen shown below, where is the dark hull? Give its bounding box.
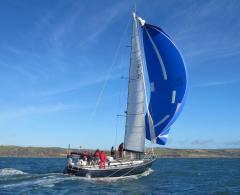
[64,159,155,178]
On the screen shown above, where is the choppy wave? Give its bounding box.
[1,173,63,189]
[0,158,239,194]
[0,168,27,176]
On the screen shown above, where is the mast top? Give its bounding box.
[132,3,137,19]
[132,11,136,19]
[132,9,145,27]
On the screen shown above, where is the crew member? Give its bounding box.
[110,146,115,158]
[118,142,124,159]
[83,151,89,161]
[99,151,106,169]
[67,155,74,166]
[94,149,100,164]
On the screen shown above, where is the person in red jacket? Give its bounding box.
[94,149,100,165]
[99,151,106,169]
[118,142,124,159]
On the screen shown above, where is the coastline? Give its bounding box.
[0,145,240,158]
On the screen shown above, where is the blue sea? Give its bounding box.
[0,158,240,194]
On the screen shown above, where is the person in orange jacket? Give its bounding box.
[99,151,106,169]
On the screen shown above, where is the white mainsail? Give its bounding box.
[124,12,145,153]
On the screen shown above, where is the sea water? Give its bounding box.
[0,158,239,194]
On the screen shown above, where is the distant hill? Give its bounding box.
[153,148,240,158]
[0,145,69,157]
[0,145,240,158]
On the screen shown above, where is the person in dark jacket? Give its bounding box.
[118,142,124,159]
[110,146,115,158]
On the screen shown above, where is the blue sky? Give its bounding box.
[0,0,240,149]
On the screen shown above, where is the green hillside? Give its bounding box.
[0,145,240,158]
[152,148,240,158]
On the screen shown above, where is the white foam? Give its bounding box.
[1,173,64,189]
[0,168,27,176]
[34,175,65,188]
[140,168,154,177]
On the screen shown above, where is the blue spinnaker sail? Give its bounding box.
[156,128,170,145]
[142,23,187,145]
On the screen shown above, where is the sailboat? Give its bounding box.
[63,11,187,178]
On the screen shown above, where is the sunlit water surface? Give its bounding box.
[0,158,240,194]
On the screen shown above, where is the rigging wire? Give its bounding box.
[114,57,129,149]
[114,24,132,151]
[114,100,122,150]
[87,16,131,132]
[139,23,156,153]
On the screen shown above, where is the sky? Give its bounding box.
[0,0,240,150]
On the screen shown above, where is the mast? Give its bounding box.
[123,12,145,155]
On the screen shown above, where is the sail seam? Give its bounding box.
[126,125,145,127]
[127,89,144,93]
[154,115,170,128]
[129,77,143,81]
[145,27,168,80]
[127,101,144,104]
[126,113,144,115]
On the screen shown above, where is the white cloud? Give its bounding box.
[192,79,240,88]
[36,72,120,97]
[0,103,84,119]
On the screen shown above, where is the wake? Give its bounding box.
[0,168,154,189]
[0,168,27,176]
